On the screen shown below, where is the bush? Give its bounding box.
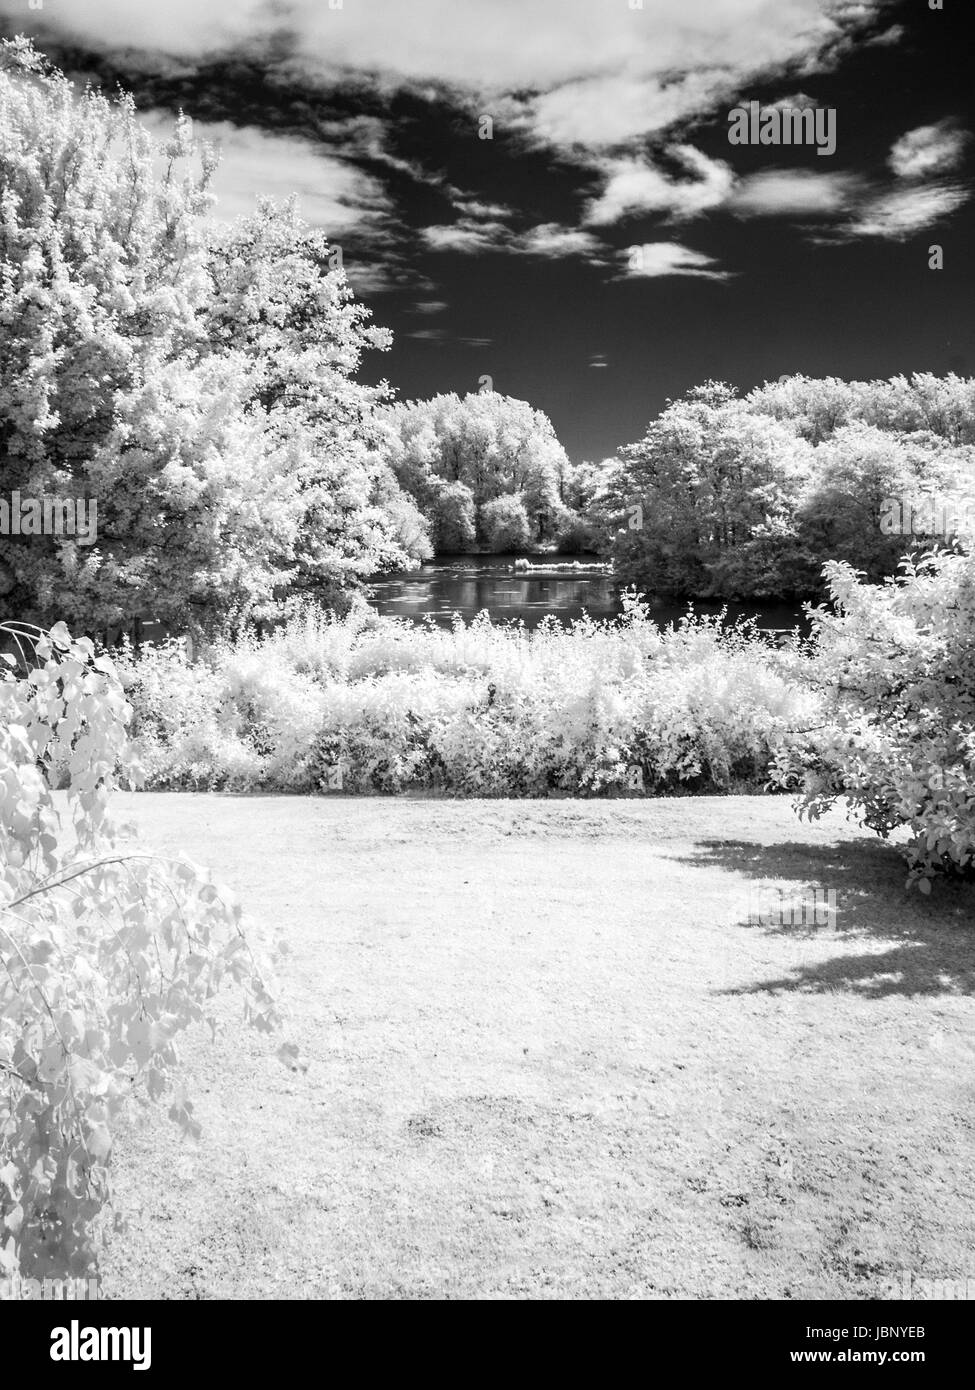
[553,514,599,554]
[431,482,477,553]
[119,600,820,798]
[772,549,975,888]
[479,495,533,552]
[0,622,282,1285]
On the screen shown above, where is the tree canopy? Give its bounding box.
[0,38,427,635]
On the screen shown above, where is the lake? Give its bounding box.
[366,555,807,633]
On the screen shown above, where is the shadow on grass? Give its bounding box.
[671,836,975,999]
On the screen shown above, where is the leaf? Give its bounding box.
[86,1124,113,1162]
[3,1204,24,1235]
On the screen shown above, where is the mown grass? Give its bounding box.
[98,792,975,1300]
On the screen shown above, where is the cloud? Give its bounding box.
[519,223,603,257]
[402,329,491,347]
[449,197,513,219]
[837,183,970,240]
[143,115,394,239]
[411,301,449,315]
[888,121,971,180]
[39,0,892,159]
[621,242,730,280]
[422,217,603,259]
[867,24,905,47]
[422,220,510,253]
[729,169,861,217]
[583,146,734,225]
[767,92,820,111]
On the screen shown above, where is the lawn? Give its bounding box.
[97,792,975,1300]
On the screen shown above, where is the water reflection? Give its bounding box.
[366,555,806,633]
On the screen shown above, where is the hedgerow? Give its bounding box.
[118,597,822,797]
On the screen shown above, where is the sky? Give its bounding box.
[2,0,972,462]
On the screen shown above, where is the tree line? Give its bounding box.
[3,36,974,639]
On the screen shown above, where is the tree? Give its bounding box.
[749,372,975,446]
[794,424,972,585]
[479,495,533,552]
[609,383,809,598]
[378,391,570,549]
[202,200,431,605]
[431,481,477,552]
[0,38,426,635]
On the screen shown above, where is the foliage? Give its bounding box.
[772,549,975,889]
[748,372,975,446]
[606,382,810,599]
[599,376,975,601]
[118,600,821,797]
[0,39,421,635]
[479,494,533,552]
[377,391,570,550]
[0,621,281,1284]
[430,481,477,553]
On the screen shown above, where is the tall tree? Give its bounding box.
[0,38,425,634]
[378,391,570,549]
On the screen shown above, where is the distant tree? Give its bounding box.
[379,391,569,549]
[749,372,975,446]
[609,383,809,598]
[431,481,477,552]
[794,425,971,584]
[479,495,533,552]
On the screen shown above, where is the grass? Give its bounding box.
[97,792,975,1300]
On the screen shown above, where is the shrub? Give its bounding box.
[119,600,820,799]
[772,550,975,888]
[479,495,533,552]
[0,622,282,1285]
[431,482,477,553]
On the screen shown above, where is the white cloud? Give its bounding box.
[840,184,970,240]
[144,116,394,238]
[729,169,861,217]
[584,146,734,225]
[45,0,891,157]
[422,218,603,259]
[519,223,603,257]
[767,92,820,111]
[867,24,906,47]
[888,122,970,180]
[422,220,510,253]
[403,328,450,341]
[622,242,730,280]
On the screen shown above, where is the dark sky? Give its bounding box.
[3,0,972,462]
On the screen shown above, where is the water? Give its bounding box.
[366,555,807,633]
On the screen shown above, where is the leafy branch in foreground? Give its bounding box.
[1,621,286,1285]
